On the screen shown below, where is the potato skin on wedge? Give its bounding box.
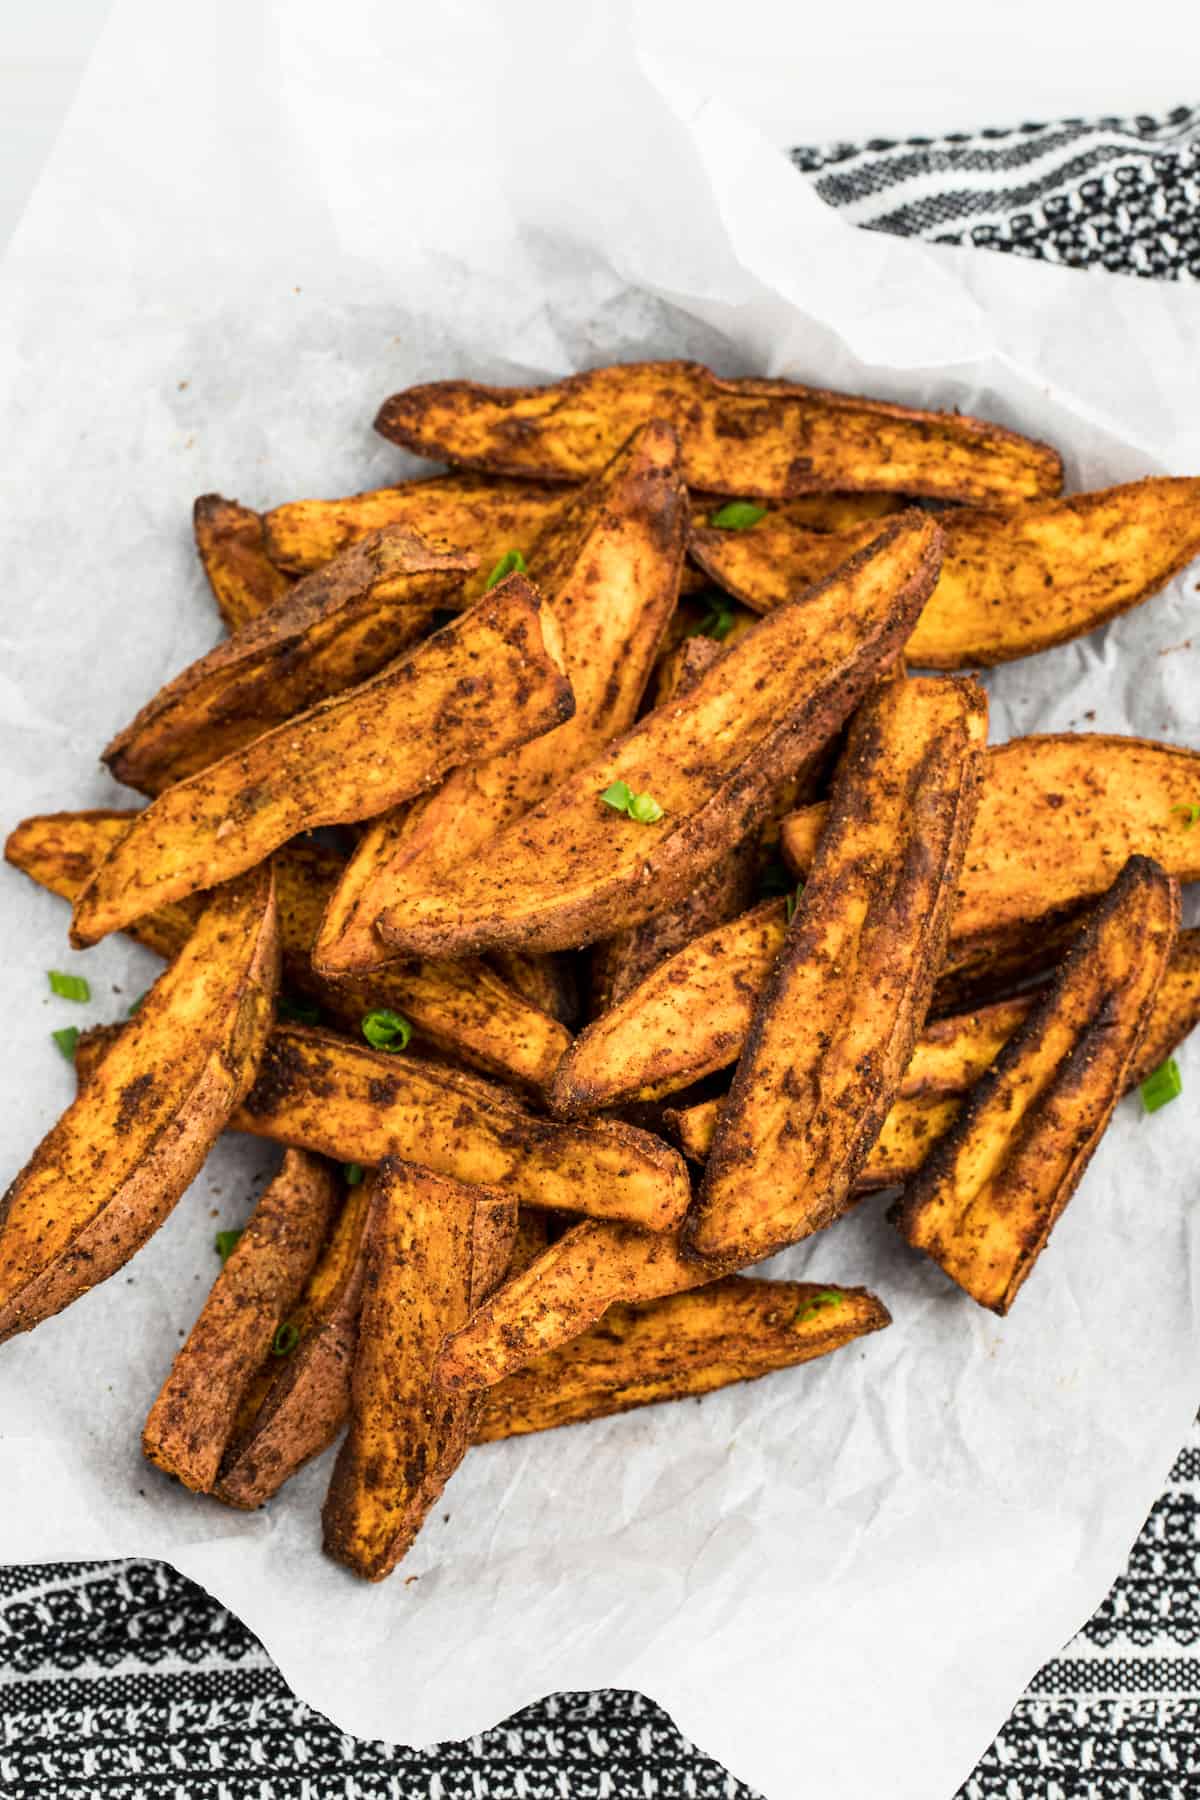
[70,577,574,946]
[322,1160,516,1581]
[376,361,1062,504]
[474,1278,891,1441]
[379,512,944,960]
[235,1025,691,1231]
[0,864,278,1344]
[142,1150,339,1493]
[891,856,1179,1314]
[105,528,474,795]
[194,494,294,633]
[689,675,987,1264]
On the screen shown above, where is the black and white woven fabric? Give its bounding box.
[4,106,1200,1799]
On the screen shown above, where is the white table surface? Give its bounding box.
[2,2,1195,255]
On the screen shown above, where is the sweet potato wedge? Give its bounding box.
[142,1150,339,1492]
[688,675,986,1264]
[105,529,474,795]
[691,491,905,538]
[322,1159,515,1580]
[376,361,1062,504]
[70,577,574,945]
[5,810,570,1093]
[691,478,1200,669]
[235,1025,690,1230]
[194,494,294,632]
[0,865,278,1343]
[782,733,1200,953]
[313,423,689,976]
[378,512,944,960]
[891,856,1179,1312]
[473,1277,891,1441]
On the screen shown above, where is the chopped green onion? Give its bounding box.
[278,993,323,1026]
[1141,1057,1183,1114]
[689,597,736,641]
[601,781,664,824]
[794,1288,845,1326]
[362,1008,412,1053]
[48,970,90,1003]
[127,991,148,1017]
[271,1321,300,1357]
[51,1026,80,1062]
[485,548,528,591]
[344,1162,365,1186]
[785,883,805,924]
[1171,802,1200,830]
[214,1228,243,1264]
[709,500,767,531]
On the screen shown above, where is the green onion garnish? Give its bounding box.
[362,1009,412,1053]
[127,991,148,1017]
[689,598,736,641]
[1141,1057,1183,1114]
[271,1321,300,1357]
[785,883,805,924]
[1171,802,1200,830]
[601,781,664,823]
[709,500,767,531]
[794,1288,845,1326]
[214,1228,243,1264]
[278,993,323,1026]
[485,548,528,591]
[51,1026,80,1062]
[344,1163,365,1186]
[48,970,90,1003]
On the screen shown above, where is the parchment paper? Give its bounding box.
[2,5,1200,1796]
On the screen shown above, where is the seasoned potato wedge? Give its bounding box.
[689,676,986,1264]
[234,1025,690,1230]
[376,361,1062,504]
[315,422,688,976]
[215,1172,373,1509]
[0,865,278,1343]
[194,494,293,632]
[473,1277,891,1440]
[70,578,574,945]
[105,530,474,795]
[5,810,570,1093]
[892,857,1179,1312]
[323,1160,516,1580]
[691,478,1200,669]
[669,1090,962,1181]
[142,1150,339,1492]
[379,513,944,960]
[783,733,1200,952]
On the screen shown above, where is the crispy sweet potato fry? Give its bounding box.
[691,478,1200,669]
[378,513,944,960]
[689,676,986,1263]
[322,1160,514,1580]
[891,857,1179,1313]
[376,361,1062,504]
[690,491,904,537]
[473,1277,891,1440]
[0,865,278,1343]
[142,1150,339,1492]
[235,1025,690,1230]
[314,423,688,976]
[105,530,474,795]
[783,733,1200,953]
[669,1090,961,1176]
[194,495,294,632]
[70,578,574,946]
[5,810,570,1093]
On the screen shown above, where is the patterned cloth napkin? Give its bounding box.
[3,104,1199,1800]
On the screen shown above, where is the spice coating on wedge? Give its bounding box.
[234,1026,690,1230]
[474,1277,891,1441]
[105,528,473,794]
[70,578,575,945]
[376,361,1062,504]
[194,494,294,632]
[891,856,1179,1313]
[689,675,987,1265]
[0,864,278,1343]
[378,512,945,959]
[142,1149,338,1492]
